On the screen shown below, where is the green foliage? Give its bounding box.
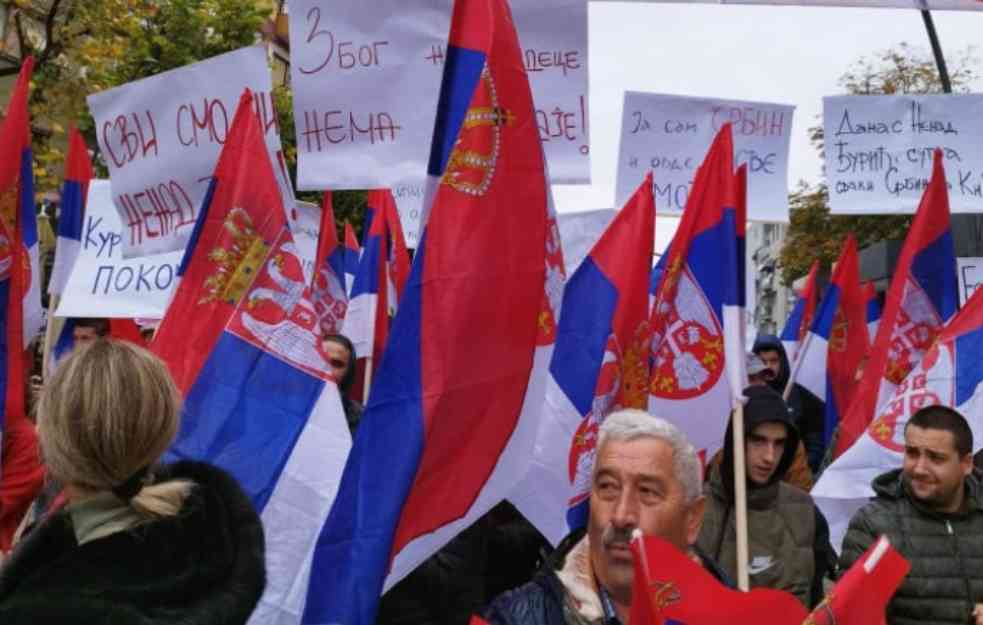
[779,43,980,287]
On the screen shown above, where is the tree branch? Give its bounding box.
[37,0,65,65]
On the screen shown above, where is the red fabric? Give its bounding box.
[152,90,287,394]
[109,318,147,346]
[826,236,869,432]
[0,417,45,551]
[629,535,808,625]
[380,190,411,301]
[836,149,951,457]
[804,537,909,625]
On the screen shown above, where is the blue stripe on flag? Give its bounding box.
[350,233,383,299]
[549,257,619,416]
[954,326,983,407]
[302,235,428,625]
[427,46,487,177]
[781,298,806,342]
[911,230,957,322]
[20,149,37,248]
[721,208,742,307]
[171,332,325,512]
[811,284,842,341]
[58,180,85,241]
[687,219,730,321]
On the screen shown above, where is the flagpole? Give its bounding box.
[732,400,750,591]
[42,294,62,379]
[363,355,373,405]
[783,330,813,401]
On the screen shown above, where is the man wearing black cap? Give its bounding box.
[695,385,836,608]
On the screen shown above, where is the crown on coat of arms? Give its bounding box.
[199,207,269,306]
[441,66,515,197]
[647,580,682,610]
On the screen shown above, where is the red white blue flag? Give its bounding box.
[152,91,351,625]
[780,259,820,363]
[648,125,745,462]
[49,125,92,297]
[836,149,957,457]
[311,192,348,335]
[510,174,653,544]
[864,281,882,345]
[789,235,868,449]
[344,222,360,295]
[301,0,562,621]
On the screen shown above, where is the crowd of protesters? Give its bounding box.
[0,323,982,625]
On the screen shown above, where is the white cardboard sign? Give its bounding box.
[958,257,983,307]
[56,180,184,319]
[824,95,983,215]
[615,92,795,222]
[288,0,589,247]
[88,46,289,259]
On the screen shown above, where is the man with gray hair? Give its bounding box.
[483,409,724,625]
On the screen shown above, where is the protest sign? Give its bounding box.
[288,0,589,247]
[615,92,794,221]
[57,180,183,319]
[598,1,983,9]
[88,45,289,258]
[958,257,983,307]
[557,208,616,275]
[824,95,983,215]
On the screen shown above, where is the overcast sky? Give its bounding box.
[552,2,983,251]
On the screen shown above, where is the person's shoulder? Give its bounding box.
[482,574,565,625]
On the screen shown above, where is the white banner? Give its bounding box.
[88,46,290,259]
[958,257,983,307]
[56,181,183,319]
[288,0,589,247]
[592,1,983,9]
[824,95,983,215]
[615,92,795,221]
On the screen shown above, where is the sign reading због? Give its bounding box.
[288,0,589,247]
[88,46,289,258]
[615,92,794,222]
[824,95,983,215]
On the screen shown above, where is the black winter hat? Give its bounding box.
[742,385,795,430]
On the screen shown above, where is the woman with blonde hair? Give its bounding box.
[0,339,266,624]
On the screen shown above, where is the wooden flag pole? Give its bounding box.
[363,355,374,405]
[732,400,750,591]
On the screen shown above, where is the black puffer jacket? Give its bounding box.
[839,468,983,625]
[753,335,826,473]
[482,529,731,625]
[0,461,265,625]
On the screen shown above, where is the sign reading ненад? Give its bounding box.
[615,92,795,222]
[288,0,589,248]
[88,46,290,259]
[824,95,983,215]
[57,180,184,319]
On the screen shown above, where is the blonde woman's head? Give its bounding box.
[37,339,191,518]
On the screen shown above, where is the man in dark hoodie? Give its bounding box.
[696,385,836,608]
[753,334,826,474]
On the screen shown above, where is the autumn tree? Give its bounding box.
[778,43,979,286]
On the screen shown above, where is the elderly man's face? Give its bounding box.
[588,437,704,604]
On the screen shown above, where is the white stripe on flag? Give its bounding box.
[342,293,378,359]
[795,332,829,400]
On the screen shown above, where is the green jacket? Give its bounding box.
[696,464,822,607]
[839,468,983,625]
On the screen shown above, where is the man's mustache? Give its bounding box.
[602,525,635,548]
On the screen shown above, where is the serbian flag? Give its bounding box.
[312,192,348,335]
[344,222,360,295]
[648,124,744,461]
[804,536,910,625]
[49,126,93,297]
[835,149,957,457]
[0,59,42,353]
[301,0,562,621]
[864,281,882,345]
[342,190,409,368]
[813,270,983,553]
[509,173,653,545]
[152,91,351,625]
[629,533,807,625]
[780,260,820,363]
[789,235,868,449]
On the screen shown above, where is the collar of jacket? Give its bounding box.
[873,467,983,518]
